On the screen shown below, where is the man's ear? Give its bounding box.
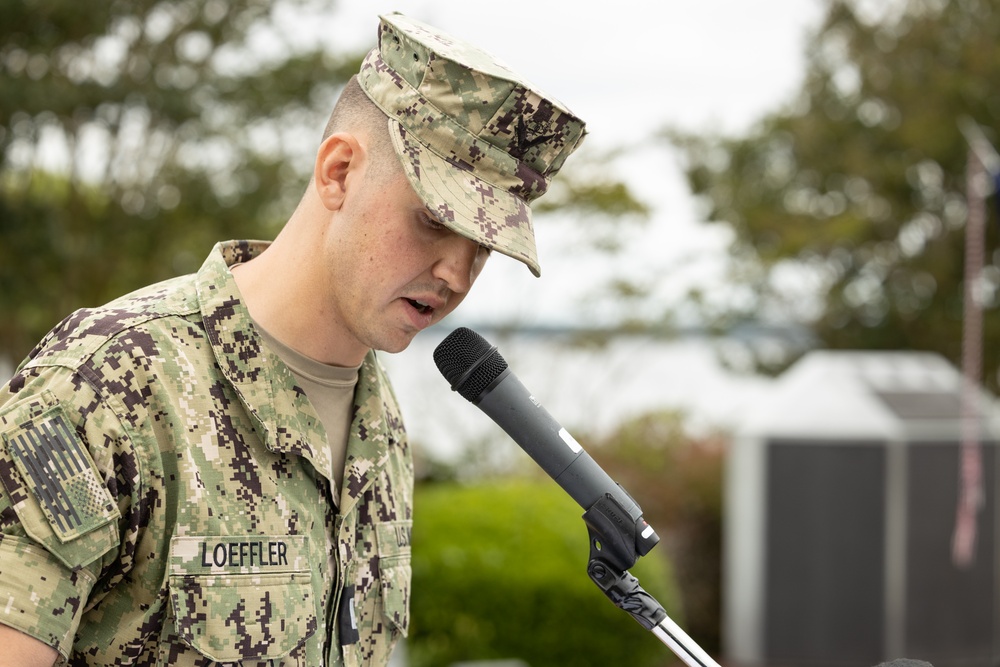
[314,133,364,211]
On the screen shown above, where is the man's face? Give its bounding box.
[322,166,491,358]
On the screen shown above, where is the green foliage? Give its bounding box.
[536,168,650,219]
[409,479,682,667]
[584,410,727,656]
[536,147,652,256]
[670,0,1000,386]
[0,0,360,361]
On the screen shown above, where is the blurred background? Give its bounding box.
[2,0,1000,665]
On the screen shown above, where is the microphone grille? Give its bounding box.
[433,327,509,402]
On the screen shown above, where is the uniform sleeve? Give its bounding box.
[0,376,122,660]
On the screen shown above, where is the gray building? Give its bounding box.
[725,351,1000,666]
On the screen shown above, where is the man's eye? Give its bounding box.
[421,213,445,231]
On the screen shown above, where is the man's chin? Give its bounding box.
[373,331,420,355]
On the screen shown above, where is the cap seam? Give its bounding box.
[378,13,548,97]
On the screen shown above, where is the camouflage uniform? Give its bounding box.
[0,241,411,666]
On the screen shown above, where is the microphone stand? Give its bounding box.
[582,495,720,667]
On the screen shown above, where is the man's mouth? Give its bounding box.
[405,298,434,315]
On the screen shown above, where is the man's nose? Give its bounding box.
[433,233,484,294]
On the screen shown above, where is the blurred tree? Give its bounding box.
[669,0,1000,388]
[0,2,649,365]
[0,0,362,360]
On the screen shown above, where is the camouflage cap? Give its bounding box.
[357,13,587,277]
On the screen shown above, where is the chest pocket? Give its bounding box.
[342,520,411,667]
[166,535,318,663]
[374,520,411,634]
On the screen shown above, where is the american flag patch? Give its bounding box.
[5,410,117,542]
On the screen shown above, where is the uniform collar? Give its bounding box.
[196,241,406,508]
[197,240,333,478]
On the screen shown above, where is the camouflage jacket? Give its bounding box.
[0,241,412,666]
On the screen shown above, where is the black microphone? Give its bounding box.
[433,327,660,568]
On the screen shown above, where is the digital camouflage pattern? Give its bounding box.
[0,241,412,666]
[358,13,587,277]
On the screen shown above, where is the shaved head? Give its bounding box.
[322,76,401,184]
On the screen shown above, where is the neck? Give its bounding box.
[231,199,368,368]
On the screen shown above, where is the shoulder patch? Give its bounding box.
[3,407,119,543]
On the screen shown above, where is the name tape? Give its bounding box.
[200,539,289,568]
[170,535,308,574]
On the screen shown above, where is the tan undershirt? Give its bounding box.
[253,322,360,505]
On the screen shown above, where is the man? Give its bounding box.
[0,12,585,667]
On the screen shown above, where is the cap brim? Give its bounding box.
[387,119,541,277]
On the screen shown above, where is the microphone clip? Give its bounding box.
[582,492,660,573]
[583,494,667,632]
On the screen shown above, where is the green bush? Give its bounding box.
[408,478,683,667]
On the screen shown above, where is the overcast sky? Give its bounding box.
[282,1,826,327]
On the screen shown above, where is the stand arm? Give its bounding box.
[587,558,666,631]
[583,497,720,667]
